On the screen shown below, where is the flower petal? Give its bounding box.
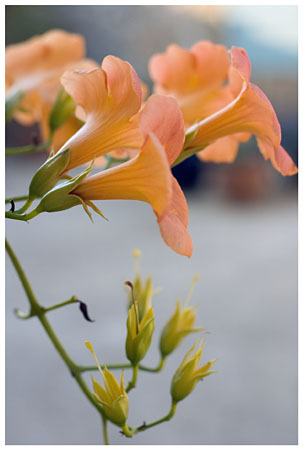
[191,41,229,89]
[197,133,250,163]
[149,44,196,94]
[101,55,142,120]
[158,177,193,258]
[139,94,185,165]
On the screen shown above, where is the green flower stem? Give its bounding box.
[14,198,34,214]
[172,147,198,167]
[5,195,28,204]
[102,416,109,445]
[126,365,139,393]
[78,363,132,372]
[5,238,109,444]
[140,356,166,372]
[122,401,177,437]
[78,357,166,374]
[6,139,51,156]
[5,208,40,221]
[42,296,79,313]
[136,401,177,432]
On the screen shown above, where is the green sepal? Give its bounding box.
[35,161,93,214]
[49,87,77,133]
[183,126,199,149]
[28,149,70,200]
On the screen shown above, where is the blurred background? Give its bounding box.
[5,5,298,445]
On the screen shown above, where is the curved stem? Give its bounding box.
[126,365,139,393]
[6,140,51,156]
[5,208,40,221]
[139,356,166,373]
[5,238,107,440]
[136,401,177,432]
[14,198,34,215]
[122,401,177,437]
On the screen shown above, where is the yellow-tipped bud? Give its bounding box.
[85,341,129,426]
[125,302,155,365]
[170,340,216,403]
[160,274,203,357]
[127,249,157,321]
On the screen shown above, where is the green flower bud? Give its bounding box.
[125,302,155,366]
[170,340,216,403]
[28,149,70,200]
[127,249,157,321]
[160,274,203,357]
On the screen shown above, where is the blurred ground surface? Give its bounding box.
[5,154,298,445]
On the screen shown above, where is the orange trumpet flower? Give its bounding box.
[70,94,192,257]
[186,47,297,176]
[149,42,297,175]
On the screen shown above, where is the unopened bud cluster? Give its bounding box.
[85,250,216,430]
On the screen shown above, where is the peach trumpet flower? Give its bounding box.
[185,47,297,176]
[57,55,144,171]
[69,94,192,257]
[150,42,297,175]
[149,41,248,163]
[5,29,97,150]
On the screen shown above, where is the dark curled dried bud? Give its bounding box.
[10,200,15,212]
[78,300,95,322]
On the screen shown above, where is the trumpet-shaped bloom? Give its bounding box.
[5,29,97,149]
[160,274,203,357]
[85,341,129,426]
[170,340,216,403]
[71,94,193,258]
[57,55,144,170]
[186,47,298,175]
[150,42,297,175]
[149,41,250,166]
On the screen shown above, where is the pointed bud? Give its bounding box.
[127,249,156,321]
[34,161,104,221]
[125,304,155,365]
[28,149,70,200]
[160,274,203,357]
[85,341,129,426]
[170,340,216,403]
